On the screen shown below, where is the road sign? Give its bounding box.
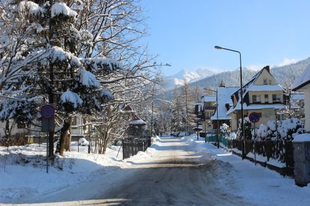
[249,112,260,123]
[42,118,55,132]
[40,105,55,119]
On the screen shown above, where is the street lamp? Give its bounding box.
[214,45,245,159]
[204,88,219,148]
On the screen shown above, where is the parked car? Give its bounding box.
[171,132,180,137]
[78,138,89,146]
[178,132,186,137]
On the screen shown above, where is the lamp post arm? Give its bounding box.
[214,45,245,159]
[217,47,241,55]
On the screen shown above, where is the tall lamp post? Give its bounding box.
[204,88,219,148]
[214,45,245,159]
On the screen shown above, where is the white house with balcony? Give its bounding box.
[200,95,216,132]
[227,66,290,131]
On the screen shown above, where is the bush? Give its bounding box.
[237,117,252,140]
[252,118,304,141]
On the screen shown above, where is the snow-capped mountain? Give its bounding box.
[163,68,220,89]
[161,57,310,100]
[190,57,310,89]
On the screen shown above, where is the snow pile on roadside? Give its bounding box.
[0,143,124,203]
[0,135,165,203]
[189,135,310,206]
[124,136,161,163]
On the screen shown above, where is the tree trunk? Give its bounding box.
[56,116,73,156]
[64,119,73,151]
[5,120,10,147]
[102,128,112,154]
[102,132,109,154]
[99,131,107,154]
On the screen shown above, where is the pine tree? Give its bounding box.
[0,1,119,156]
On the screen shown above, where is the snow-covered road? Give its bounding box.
[89,136,254,206]
[3,135,310,205]
[24,136,254,206]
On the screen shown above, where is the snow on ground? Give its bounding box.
[0,142,124,203]
[0,135,310,205]
[192,135,310,206]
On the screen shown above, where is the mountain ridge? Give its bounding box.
[161,57,310,100]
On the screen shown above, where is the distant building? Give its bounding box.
[200,95,216,133]
[0,115,86,140]
[198,87,237,133]
[211,87,238,129]
[293,64,310,132]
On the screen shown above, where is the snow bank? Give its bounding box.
[293,134,310,142]
[0,143,124,203]
[189,136,310,206]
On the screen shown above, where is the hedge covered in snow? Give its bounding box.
[234,118,305,141]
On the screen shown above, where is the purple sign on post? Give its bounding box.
[249,112,260,123]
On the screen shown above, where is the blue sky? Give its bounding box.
[141,0,310,76]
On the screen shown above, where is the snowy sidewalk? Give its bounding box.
[192,136,310,206]
[0,143,128,204]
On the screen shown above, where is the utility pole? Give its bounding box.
[216,88,219,148]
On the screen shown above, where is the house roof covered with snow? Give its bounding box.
[201,96,216,102]
[129,114,146,125]
[211,87,238,120]
[228,66,285,114]
[247,84,283,92]
[293,63,310,91]
[228,103,287,113]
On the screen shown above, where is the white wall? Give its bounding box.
[305,89,310,132]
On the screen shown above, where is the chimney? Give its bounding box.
[264,65,270,72]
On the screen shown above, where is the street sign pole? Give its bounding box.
[254,123,256,165]
[249,112,260,165]
[40,104,56,174]
[46,132,49,173]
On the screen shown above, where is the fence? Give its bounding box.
[122,137,152,159]
[205,135,232,148]
[205,135,294,169]
[232,139,294,168]
[0,134,30,146]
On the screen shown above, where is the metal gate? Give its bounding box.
[122,137,151,159]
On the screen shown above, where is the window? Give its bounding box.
[17,121,25,129]
[225,103,230,111]
[252,95,261,103]
[263,79,268,85]
[264,94,269,103]
[205,102,214,107]
[276,114,284,121]
[269,80,272,85]
[272,94,281,103]
[72,116,77,125]
[205,111,213,119]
